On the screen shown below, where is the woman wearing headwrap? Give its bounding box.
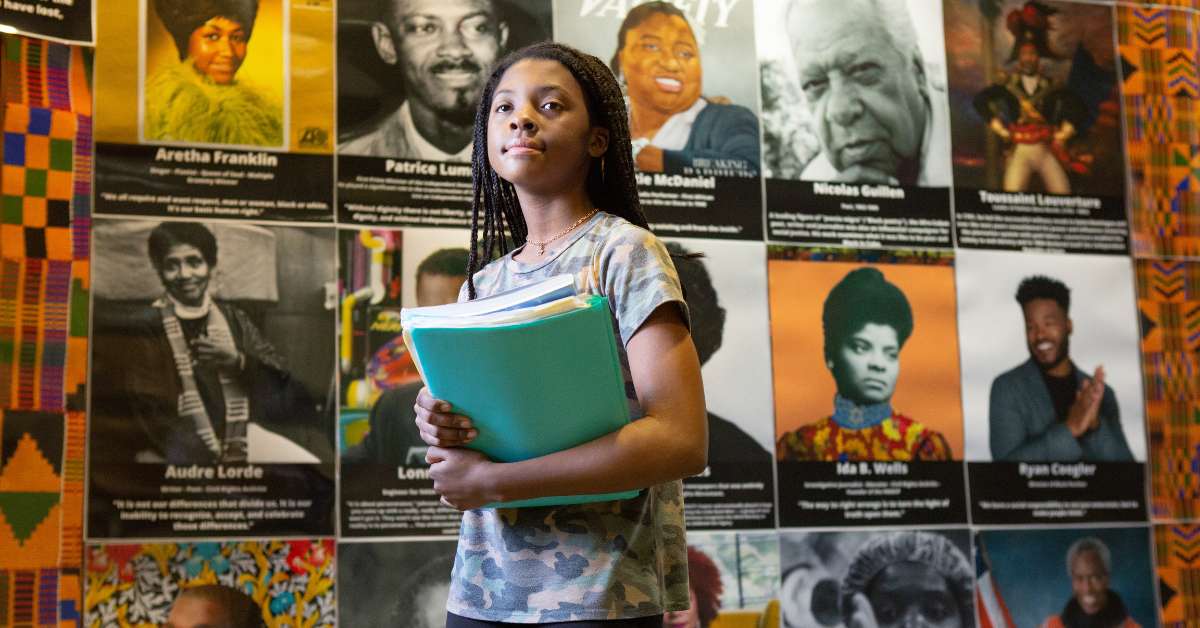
[145,0,283,146]
[776,267,952,461]
[839,532,973,628]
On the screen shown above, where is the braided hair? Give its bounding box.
[465,41,649,300]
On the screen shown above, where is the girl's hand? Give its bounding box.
[414,387,478,447]
[426,446,497,510]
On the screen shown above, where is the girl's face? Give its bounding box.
[487,58,609,195]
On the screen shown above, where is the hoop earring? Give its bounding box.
[601,156,605,182]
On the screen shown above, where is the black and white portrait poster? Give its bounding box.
[338,539,458,628]
[956,249,1146,524]
[336,0,552,226]
[944,0,1128,254]
[758,0,953,248]
[778,529,975,628]
[87,218,337,538]
[92,0,336,222]
[663,238,776,529]
[339,226,469,538]
[554,0,765,240]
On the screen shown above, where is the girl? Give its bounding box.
[414,42,709,626]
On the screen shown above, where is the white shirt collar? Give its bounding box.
[400,101,473,163]
[648,98,708,151]
[154,290,213,320]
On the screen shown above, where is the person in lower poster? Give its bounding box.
[90,222,326,465]
[145,0,284,146]
[611,2,760,176]
[1041,538,1141,628]
[989,275,1133,462]
[663,546,724,628]
[780,531,974,628]
[163,585,264,628]
[338,541,458,628]
[776,268,952,461]
[341,247,469,465]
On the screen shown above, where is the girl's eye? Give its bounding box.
[543,101,561,110]
[495,103,512,113]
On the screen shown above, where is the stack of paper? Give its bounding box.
[401,275,640,508]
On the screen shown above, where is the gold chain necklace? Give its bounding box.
[526,209,598,256]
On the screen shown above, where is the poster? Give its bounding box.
[84,540,335,628]
[336,0,552,226]
[554,0,764,240]
[92,0,335,222]
[337,539,457,627]
[86,218,338,538]
[975,527,1156,628]
[338,227,470,537]
[778,528,974,628]
[769,248,967,526]
[681,531,781,626]
[0,0,93,45]
[957,249,1147,524]
[945,0,1128,254]
[758,0,954,248]
[664,238,777,529]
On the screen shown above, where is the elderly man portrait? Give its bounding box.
[988,275,1133,462]
[786,0,951,186]
[1040,538,1142,628]
[338,0,509,160]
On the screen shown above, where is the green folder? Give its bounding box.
[408,294,640,508]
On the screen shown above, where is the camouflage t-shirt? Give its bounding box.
[446,211,691,623]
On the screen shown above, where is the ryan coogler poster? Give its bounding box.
[92,0,335,222]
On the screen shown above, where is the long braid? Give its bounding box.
[466,42,653,299]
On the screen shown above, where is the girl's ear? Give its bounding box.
[589,126,610,158]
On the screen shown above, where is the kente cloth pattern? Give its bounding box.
[84,541,335,628]
[776,413,952,461]
[1137,260,1200,521]
[0,568,58,627]
[0,410,63,571]
[1119,7,1200,257]
[1155,524,1200,627]
[449,212,690,622]
[156,299,249,463]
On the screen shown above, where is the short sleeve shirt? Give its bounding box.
[447,211,691,623]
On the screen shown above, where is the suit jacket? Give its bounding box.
[989,359,1133,462]
[661,101,761,176]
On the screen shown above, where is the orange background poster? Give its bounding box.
[769,259,964,457]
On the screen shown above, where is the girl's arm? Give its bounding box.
[416,302,708,510]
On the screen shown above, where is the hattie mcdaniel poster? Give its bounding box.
[92,0,335,222]
[554,0,765,240]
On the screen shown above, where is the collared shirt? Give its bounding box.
[398,101,473,162]
[645,98,708,151]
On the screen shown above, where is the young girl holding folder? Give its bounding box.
[414,42,709,627]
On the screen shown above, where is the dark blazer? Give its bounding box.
[989,359,1133,462]
[661,100,761,176]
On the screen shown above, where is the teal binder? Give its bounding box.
[408,295,640,508]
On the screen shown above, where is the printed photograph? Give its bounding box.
[675,531,781,628]
[337,539,457,628]
[664,238,775,465]
[88,218,337,465]
[956,249,1145,462]
[779,529,974,628]
[976,528,1155,628]
[339,227,470,465]
[555,0,762,178]
[336,0,552,160]
[944,0,1124,196]
[758,0,952,186]
[769,251,963,461]
[85,540,335,628]
[141,0,288,147]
